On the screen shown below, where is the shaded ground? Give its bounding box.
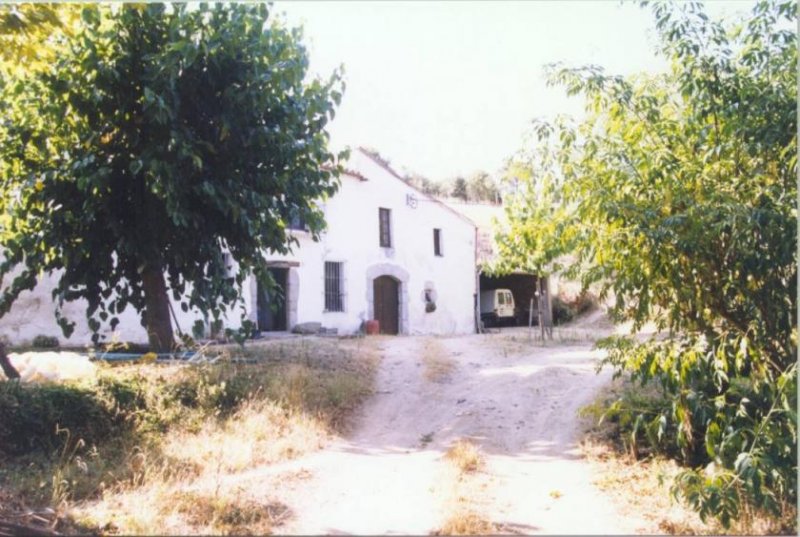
[257,333,648,534]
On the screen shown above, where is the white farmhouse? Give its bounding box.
[0,148,478,345]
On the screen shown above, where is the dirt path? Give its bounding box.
[267,334,647,534]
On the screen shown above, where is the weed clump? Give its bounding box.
[444,440,484,473]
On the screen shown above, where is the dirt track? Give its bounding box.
[261,333,648,534]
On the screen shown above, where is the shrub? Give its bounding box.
[551,297,575,325]
[31,335,60,349]
[0,381,120,455]
[552,291,597,325]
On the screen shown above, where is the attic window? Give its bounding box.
[433,228,442,256]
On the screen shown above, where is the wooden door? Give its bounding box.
[373,276,399,335]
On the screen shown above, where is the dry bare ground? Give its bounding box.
[259,331,651,535]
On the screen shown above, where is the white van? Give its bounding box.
[479,289,515,327]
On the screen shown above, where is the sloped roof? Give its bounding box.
[357,147,476,228]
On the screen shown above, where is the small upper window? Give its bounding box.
[379,208,392,248]
[433,228,442,256]
[287,210,306,231]
[498,292,506,305]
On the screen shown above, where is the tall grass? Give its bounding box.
[0,338,378,535]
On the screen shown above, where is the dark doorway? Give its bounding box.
[373,275,399,335]
[257,268,288,331]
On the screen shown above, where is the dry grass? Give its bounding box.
[444,439,484,474]
[433,439,495,535]
[76,480,291,535]
[421,338,456,383]
[433,510,495,535]
[3,337,378,535]
[159,398,327,475]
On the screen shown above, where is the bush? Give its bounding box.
[0,381,120,455]
[31,335,60,349]
[0,365,255,457]
[552,292,597,325]
[551,297,574,325]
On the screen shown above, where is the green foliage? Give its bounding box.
[0,380,120,455]
[465,171,501,204]
[0,365,244,458]
[497,0,796,527]
[551,291,597,325]
[0,3,345,348]
[404,169,501,203]
[0,4,80,75]
[31,335,60,349]
[450,176,468,201]
[404,172,445,198]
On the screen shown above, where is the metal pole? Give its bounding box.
[528,298,534,341]
[475,268,482,333]
[538,279,545,341]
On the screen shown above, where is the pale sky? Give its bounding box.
[274,1,754,181]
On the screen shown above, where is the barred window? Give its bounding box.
[324,261,344,312]
[379,208,392,247]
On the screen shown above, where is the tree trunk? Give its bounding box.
[0,341,20,380]
[141,265,174,352]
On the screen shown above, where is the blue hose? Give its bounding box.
[94,351,198,362]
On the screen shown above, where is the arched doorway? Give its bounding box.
[373,275,399,335]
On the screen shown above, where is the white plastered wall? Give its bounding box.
[248,149,477,336]
[0,148,478,344]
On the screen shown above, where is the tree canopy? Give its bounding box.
[450,176,468,201]
[496,0,796,528]
[465,171,501,204]
[0,3,345,351]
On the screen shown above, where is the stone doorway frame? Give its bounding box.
[365,263,409,335]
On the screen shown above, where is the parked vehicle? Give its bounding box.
[479,289,515,327]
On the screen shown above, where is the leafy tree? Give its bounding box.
[450,176,468,201]
[496,0,796,528]
[466,171,501,204]
[0,3,80,75]
[404,172,444,197]
[0,3,345,351]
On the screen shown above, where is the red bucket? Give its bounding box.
[365,320,380,335]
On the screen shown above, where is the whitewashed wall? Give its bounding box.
[0,148,477,344]
[0,266,243,346]
[250,149,477,336]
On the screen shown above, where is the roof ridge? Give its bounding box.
[356,147,476,228]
